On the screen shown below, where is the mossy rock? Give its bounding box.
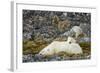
[23,41,35,51]
[23,49,33,55]
[23,39,49,55]
[79,42,91,49]
[57,51,75,57]
[79,42,91,54]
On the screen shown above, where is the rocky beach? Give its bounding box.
[23,10,91,62]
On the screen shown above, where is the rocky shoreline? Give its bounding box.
[23,10,91,62]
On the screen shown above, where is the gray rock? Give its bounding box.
[55,56,61,60]
[79,37,90,43]
[80,23,91,37]
[23,54,32,62]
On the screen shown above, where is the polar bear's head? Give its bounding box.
[39,48,54,56]
[67,37,76,44]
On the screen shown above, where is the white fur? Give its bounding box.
[70,26,83,39]
[39,37,83,56]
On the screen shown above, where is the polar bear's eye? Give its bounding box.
[69,41,71,44]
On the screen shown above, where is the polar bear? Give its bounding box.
[39,37,83,56]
